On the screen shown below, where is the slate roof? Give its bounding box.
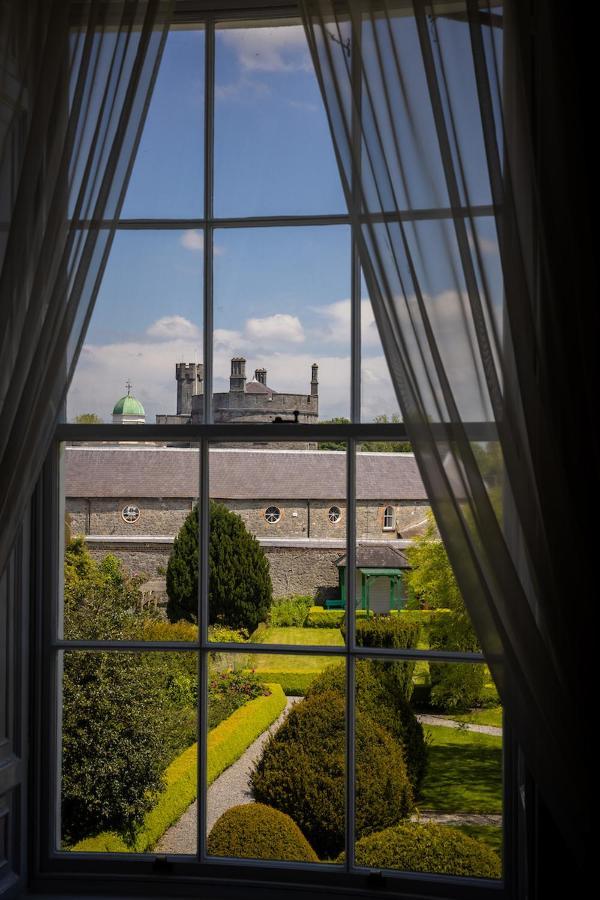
[64,446,427,501]
[336,545,410,569]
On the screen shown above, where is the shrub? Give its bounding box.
[207,803,318,863]
[343,615,421,702]
[250,691,412,859]
[344,822,501,879]
[257,672,319,696]
[208,669,268,729]
[166,501,272,631]
[305,608,345,628]
[428,612,486,711]
[307,661,428,795]
[268,596,312,627]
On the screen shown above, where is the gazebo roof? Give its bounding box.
[336,544,410,569]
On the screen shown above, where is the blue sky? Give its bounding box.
[67,19,501,424]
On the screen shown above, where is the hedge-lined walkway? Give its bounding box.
[416,713,502,737]
[155,697,301,854]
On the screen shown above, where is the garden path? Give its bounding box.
[410,811,502,826]
[416,713,502,737]
[154,696,301,855]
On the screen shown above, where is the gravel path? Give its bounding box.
[416,713,502,737]
[154,696,300,854]
[411,811,502,826]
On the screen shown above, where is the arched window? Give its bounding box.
[383,505,395,530]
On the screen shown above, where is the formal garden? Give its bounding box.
[62,504,503,878]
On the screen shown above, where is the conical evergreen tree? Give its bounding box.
[166,501,272,631]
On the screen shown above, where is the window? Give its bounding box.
[328,505,342,524]
[38,4,510,898]
[121,505,140,524]
[382,505,395,530]
[264,506,281,524]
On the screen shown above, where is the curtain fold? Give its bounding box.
[0,0,172,576]
[301,0,588,856]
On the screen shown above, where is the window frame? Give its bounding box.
[29,2,517,898]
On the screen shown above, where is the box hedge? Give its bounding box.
[207,803,318,862]
[250,691,413,859]
[343,822,501,879]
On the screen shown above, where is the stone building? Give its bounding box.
[156,358,319,426]
[64,445,430,603]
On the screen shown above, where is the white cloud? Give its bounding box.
[180,230,225,255]
[312,299,382,348]
[146,316,200,341]
[220,25,312,74]
[244,313,305,344]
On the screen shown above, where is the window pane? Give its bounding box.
[214,19,345,217]
[121,27,204,218]
[60,650,198,853]
[207,441,347,648]
[205,650,345,864]
[62,441,199,641]
[212,226,351,423]
[360,275,402,423]
[353,659,502,878]
[67,229,203,425]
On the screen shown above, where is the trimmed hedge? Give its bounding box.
[207,803,318,862]
[343,822,501,879]
[250,691,413,859]
[307,660,428,794]
[428,611,486,710]
[305,608,345,628]
[258,672,319,696]
[344,615,421,702]
[72,684,286,853]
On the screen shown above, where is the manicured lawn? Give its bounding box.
[250,626,343,674]
[452,706,503,728]
[455,824,503,856]
[419,725,503,814]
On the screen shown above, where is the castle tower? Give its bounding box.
[176,362,203,416]
[311,362,319,398]
[230,357,246,392]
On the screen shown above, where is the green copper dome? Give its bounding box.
[112,394,145,416]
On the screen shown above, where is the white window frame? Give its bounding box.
[30,2,517,898]
[382,505,395,531]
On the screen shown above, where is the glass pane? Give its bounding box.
[211,226,351,423]
[121,27,204,218]
[62,441,199,641]
[353,660,502,878]
[67,229,203,425]
[60,650,198,854]
[360,273,402,423]
[207,441,347,647]
[206,650,344,864]
[214,19,345,217]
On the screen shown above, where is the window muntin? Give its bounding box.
[49,5,507,895]
[264,505,281,523]
[383,505,395,530]
[328,505,342,524]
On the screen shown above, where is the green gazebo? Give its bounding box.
[331,544,410,613]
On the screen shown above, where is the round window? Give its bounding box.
[264,506,281,524]
[328,506,342,524]
[122,504,140,524]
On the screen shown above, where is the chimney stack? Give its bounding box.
[311,362,319,397]
[255,368,267,385]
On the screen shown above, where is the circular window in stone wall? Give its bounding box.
[328,506,342,524]
[264,506,281,524]
[122,504,140,524]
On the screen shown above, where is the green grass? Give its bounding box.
[455,824,503,856]
[249,626,344,676]
[419,725,503,815]
[452,706,503,728]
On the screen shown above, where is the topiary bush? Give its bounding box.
[166,501,272,631]
[207,803,319,863]
[344,822,501,879]
[307,660,428,795]
[427,612,486,710]
[250,691,413,859]
[342,614,421,703]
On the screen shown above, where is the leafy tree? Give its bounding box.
[317,417,350,451]
[74,412,103,424]
[61,540,196,845]
[166,501,272,631]
[359,414,412,453]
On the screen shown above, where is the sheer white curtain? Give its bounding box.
[301,0,587,855]
[0,0,172,575]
